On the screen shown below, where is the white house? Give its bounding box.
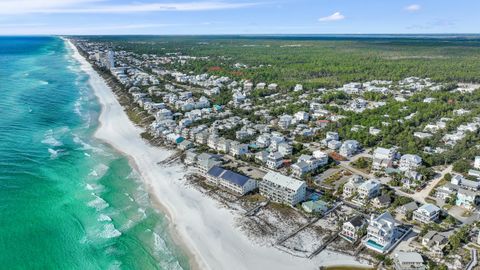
[358,179,381,200]
[277,143,293,157]
[260,171,306,206]
[291,154,326,177]
[230,141,249,157]
[266,151,283,169]
[364,212,401,253]
[475,156,480,169]
[413,204,440,224]
[394,252,425,270]
[399,154,422,172]
[373,147,397,170]
[294,111,309,123]
[343,175,364,198]
[340,216,366,243]
[339,140,360,157]
[278,115,293,129]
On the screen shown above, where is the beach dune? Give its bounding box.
[67,39,368,270]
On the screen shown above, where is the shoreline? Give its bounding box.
[66,38,371,270]
[66,39,204,270]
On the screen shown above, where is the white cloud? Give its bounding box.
[318,12,345,22]
[405,4,421,12]
[0,1,258,14]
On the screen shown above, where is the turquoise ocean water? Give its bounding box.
[0,37,190,270]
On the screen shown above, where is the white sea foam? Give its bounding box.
[98,223,121,239]
[98,214,112,222]
[87,195,109,211]
[138,208,147,218]
[39,80,49,85]
[153,232,168,253]
[107,260,122,270]
[85,183,104,191]
[73,134,104,153]
[48,148,60,159]
[88,163,109,179]
[42,130,63,147]
[124,193,134,202]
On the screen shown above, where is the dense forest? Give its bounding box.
[79,35,480,89]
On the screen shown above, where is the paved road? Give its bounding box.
[411,165,452,204]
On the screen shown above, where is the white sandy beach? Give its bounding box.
[67,39,370,270]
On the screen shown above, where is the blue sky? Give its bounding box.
[0,0,478,35]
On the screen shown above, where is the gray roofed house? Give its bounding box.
[413,204,440,223]
[397,201,418,215]
[341,215,366,243]
[394,251,425,270]
[196,153,222,173]
[373,194,391,208]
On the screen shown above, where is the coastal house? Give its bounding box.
[412,204,440,224]
[259,171,306,206]
[207,134,220,150]
[294,111,309,123]
[216,138,231,154]
[277,143,293,157]
[436,183,458,201]
[339,140,360,157]
[291,154,327,177]
[456,188,479,209]
[372,147,397,170]
[278,114,293,129]
[475,156,480,169]
[301,200,329,214]
[266,151,283,169]
[373,194,391,209]
[393,252,425,270]
[397,201,418,216]
[206,166,257,195]
[364,212,402,253]
[195,131,209,145]
[422,231,447,257]
[399,154,422,172]
[313,150,329,164]
[196,153,222,173]
[451,174,480,190]
[343,175,364,198]
[358,179,381,200]
[230,141,249,157]
[178,140,194,151]
[340,216,366,243]
[184,150,198,165]
[256,134,271,148]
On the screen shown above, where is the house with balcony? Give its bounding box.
[230,141,249,157]
[340,216,366,243]
[343,175,364,198]
[358,179,381,200]
[266,151,283,169]
[393,251,425,270]
[456,188,479,209]
[206,166,257,195]
[412,204,440,224]
[372,147,397,170]
[399,154,422,172]
[339,140,361,157]
[364,212,402,253]
[259,171,306,206]
[291,154,328,177]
